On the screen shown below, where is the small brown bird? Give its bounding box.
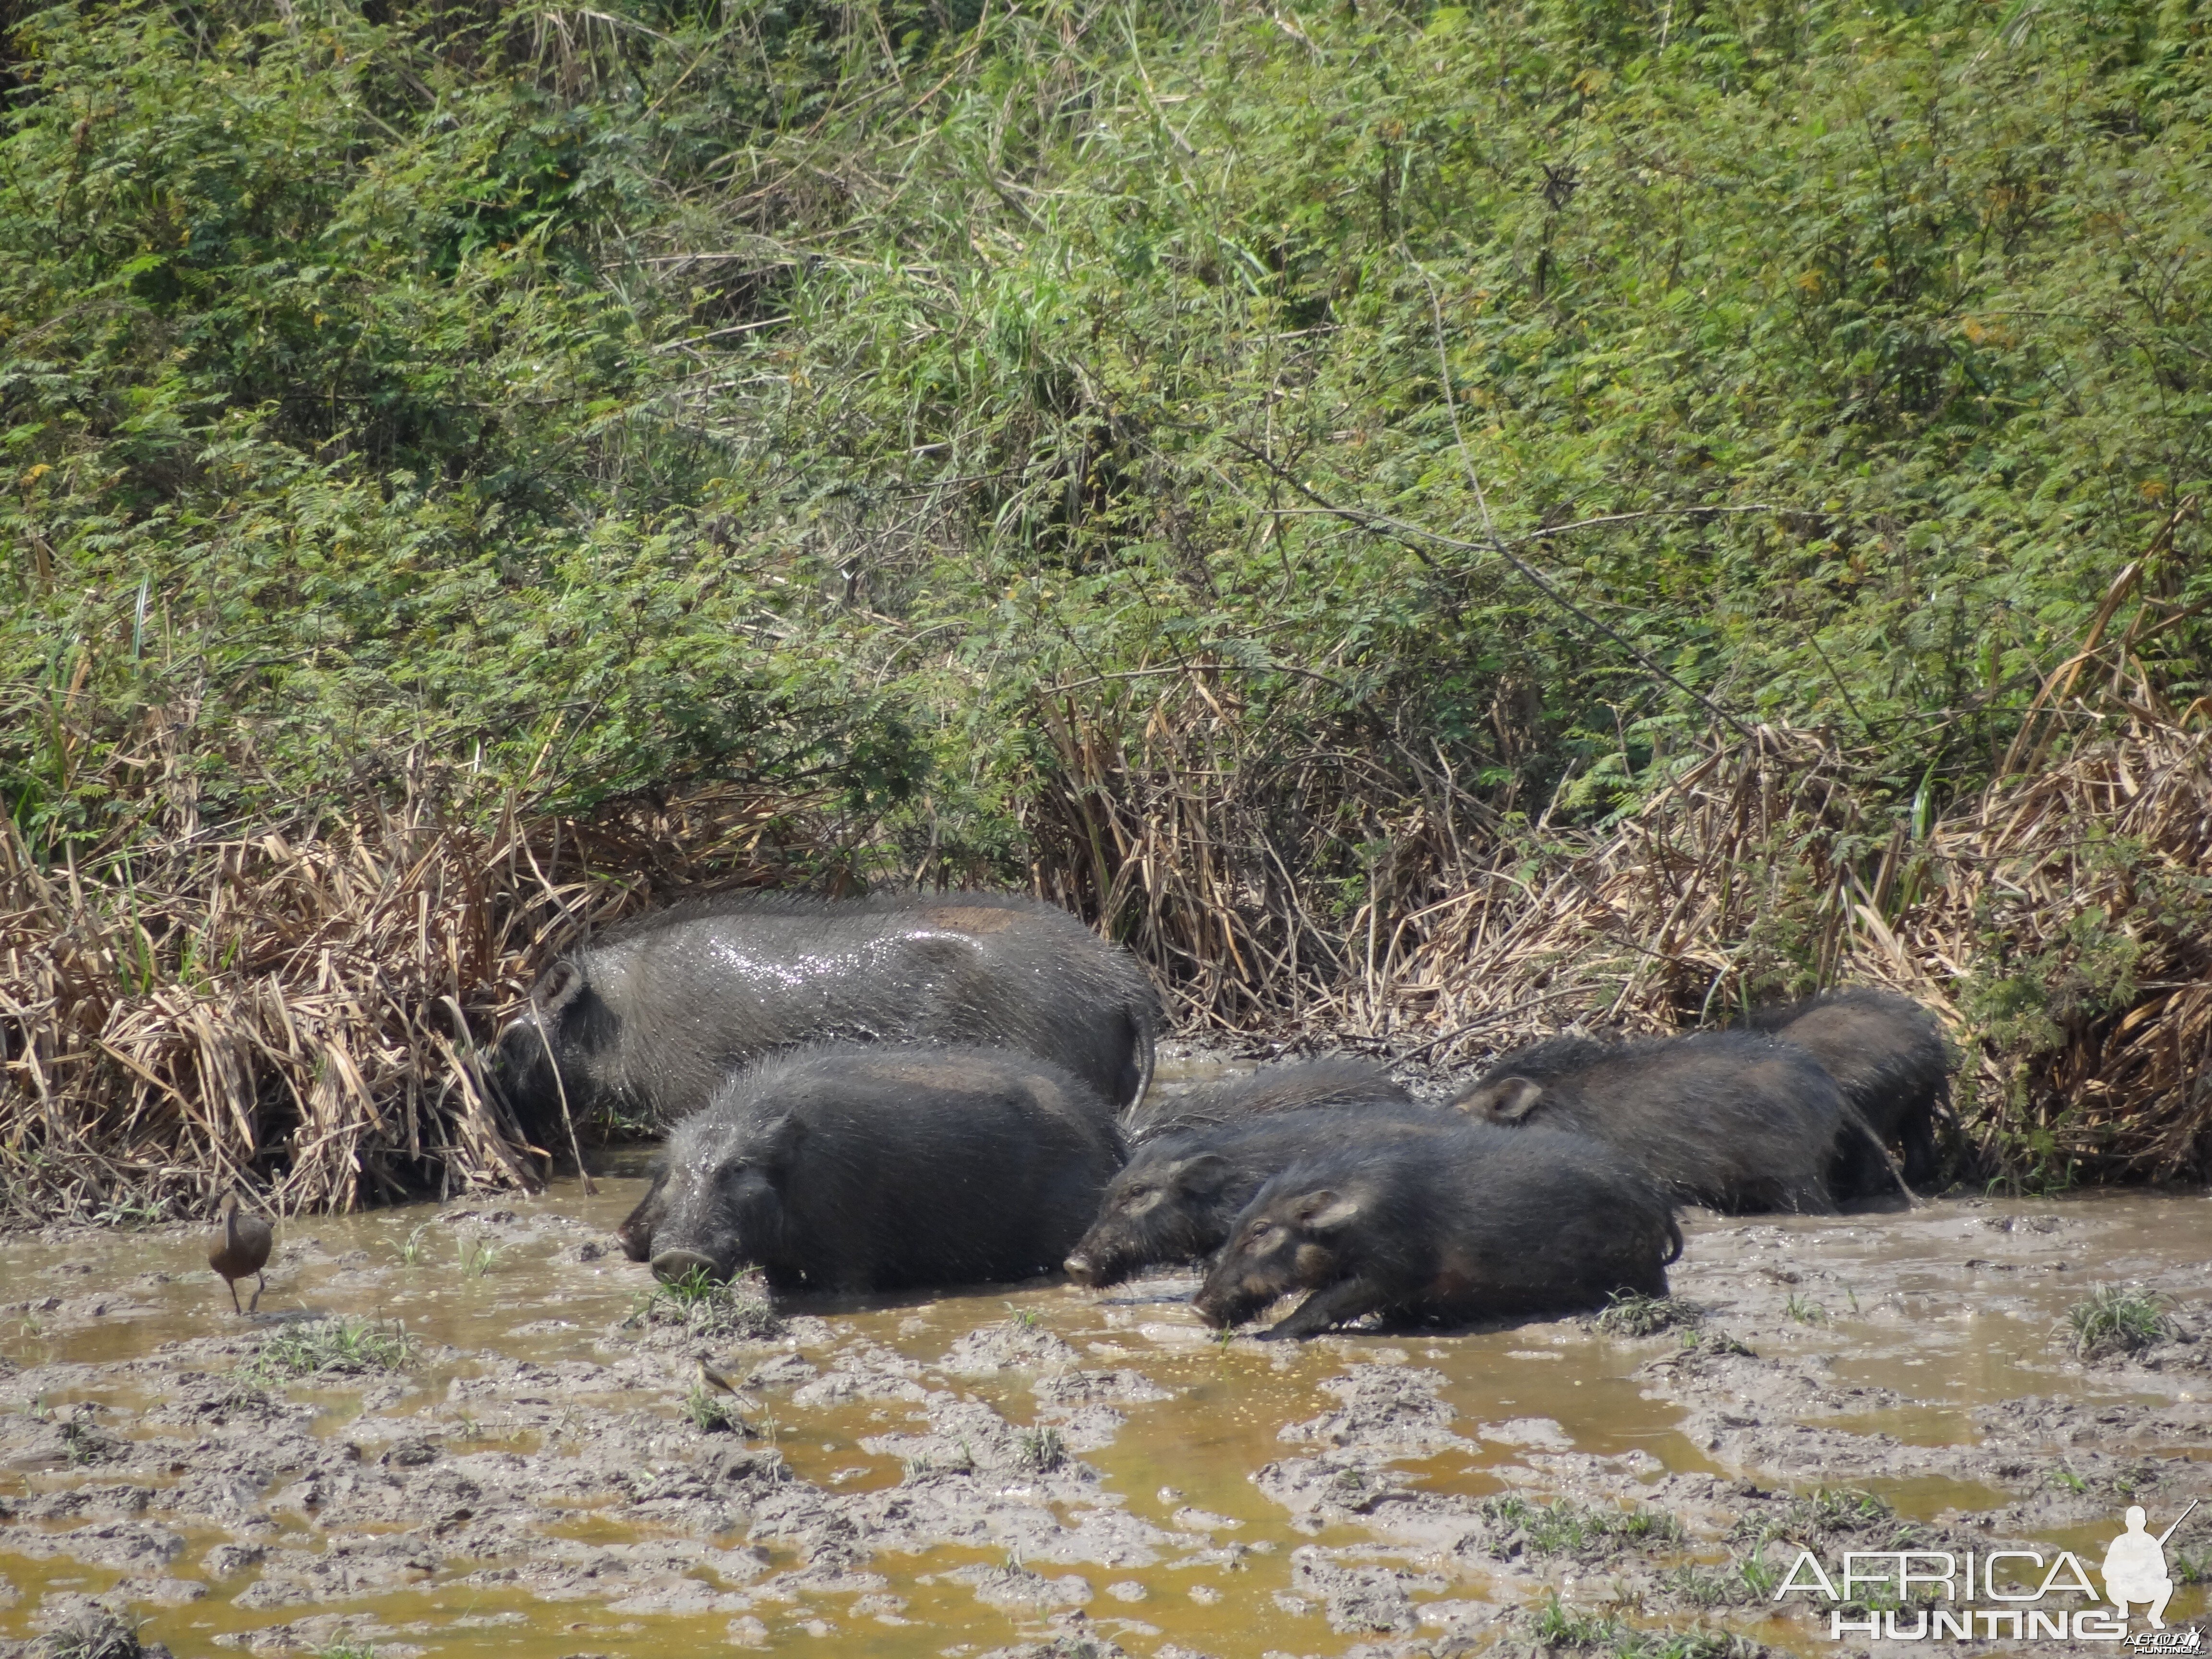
[208,1194,273,1314]
[694,1357,745,1398]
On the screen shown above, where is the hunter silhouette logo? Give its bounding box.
[2105,1501,2195,1632]
[1774,1497,2201,1642]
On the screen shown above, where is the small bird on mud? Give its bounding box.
[690,1357,762,1437]
[694,1357,745,1397]
[209,1194,274,1314]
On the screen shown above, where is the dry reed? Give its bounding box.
[6,688,2208,1217]
[1026,670,2212,1186]
[0,773,831,1219]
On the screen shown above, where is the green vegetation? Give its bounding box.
[1731,1486,1920,1555]
[1596,1293,1703,1337]
[456,1231,501,1279]
[626,1265,782,1339]
[682,1385,748,1434]
[36,1610,149,1659]
[1784,1294,1828,1326]
[249,1316,413,1379]
[1656,1550,1783,1609]
[2058,1285,2173,1359]
[1532,1597,1770,1658]
[1482,1493,1683,1557]
[1015,1425,1067,1473]
[5,0,2206,862]
[58,1416,117,1466]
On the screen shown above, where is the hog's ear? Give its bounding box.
[532,959,586,1018]
[752,1113,809,1172]
[1172,1152,1230,1193]
[1289,1189,1362,1232]
[1460,1076,1545,1121]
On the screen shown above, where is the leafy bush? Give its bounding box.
[6,0,2212,1206]
[5,0,2206,866]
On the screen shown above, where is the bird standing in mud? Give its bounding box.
[689,1357,760,1437]
[209,1194,273,1314]
[694,1357,745,1398]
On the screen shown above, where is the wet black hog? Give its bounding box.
[1451,1030,1845,1213]
[491,891,1159,1135]
[1123,1057,1415,1142]
[1192,1125,1681,1339]
[1063,1101,1451,1288]
[1734,987,1952,1193]
[616,1044,1125,1294]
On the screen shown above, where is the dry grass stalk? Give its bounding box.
[1027,672,2211,1184]
[0,770,832,1220]
[6,674,2208,1216]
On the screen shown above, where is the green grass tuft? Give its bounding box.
[456,1231,501,1279]
[248,1318,412,1380]
[36,1609,147,1659]
[1597,1294,1705,1338]
[1532,1595,1770,1657]
[2057,1286,2171,1360]
[682,1387,749,1435]
[627,1267,782,1341]
[1481,1494,1683,1559]
[1015,1426,1066,1474]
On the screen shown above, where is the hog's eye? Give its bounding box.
[1122,1186,1151,1202]
[1248,1222,1275,1242]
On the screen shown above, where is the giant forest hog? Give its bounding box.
[490,891,1158,1134]
[1192,1127,1681,1339]
[1453,1031,1845,1214]
[619,1044,1124,1294]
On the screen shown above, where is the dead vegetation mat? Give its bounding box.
[4,714,2208,1219]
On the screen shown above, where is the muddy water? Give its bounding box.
[0,1089,2207,1657]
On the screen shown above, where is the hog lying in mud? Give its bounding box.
[1064,1101,1452,1288]
[1733,987,1952,1194]
[1452,1030,1846,1213]
[616,1045,1125,1294]
[490,891,1159,1134]
[1122,1056,1415,1142]
[1193,1127,1681,1339]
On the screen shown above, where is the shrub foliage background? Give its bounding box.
[2,0,2209,1202]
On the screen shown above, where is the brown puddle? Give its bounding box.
[0,1118,2206,1657]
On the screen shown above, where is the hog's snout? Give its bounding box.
[1191,1287,1238,1328]
[650,1248,726,1284]
[1063,1251,1097,1286]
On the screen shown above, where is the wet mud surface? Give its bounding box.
[0,1059,2207,1657]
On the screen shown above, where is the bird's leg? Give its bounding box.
[228,1279,243,1315]
[250,1272,265,1314]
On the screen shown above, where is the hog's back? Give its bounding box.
[727,1046,1124,1293]
[1126,1057,1416,1141]
[589,895,1156,1120]
[1744,989,1948,1139]
[1431,1128,1678,1308]
[1538,1034,1840,1213]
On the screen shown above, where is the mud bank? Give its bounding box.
[0,1062,2205,1657]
